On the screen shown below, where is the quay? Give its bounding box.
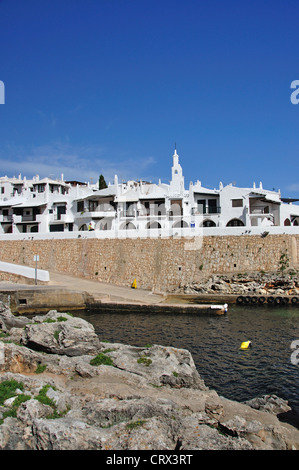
[0,271,298,315]
[0,271,229,315]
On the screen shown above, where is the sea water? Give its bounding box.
[76,304,299,426]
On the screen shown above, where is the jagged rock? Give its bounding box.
[178,415,253,450]
[21,310,101,356]
[0,302,31,332]
[107,342,206,389]
[82,396,178,428]
[179,270,299,296]
[32,417,104,450]
[0,302,299,451]
[0,417,34,450]
[17,399,53,425]
[244,395,291,415]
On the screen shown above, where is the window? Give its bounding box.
[50,224,64,232]
[207,199,218,213]
[203,220,216,227]
[197,200,206,214]
[232,199,243,208]
[226,218,244,227]
[89,200,98,212]
[77,201,84,212]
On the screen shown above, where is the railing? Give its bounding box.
[120,210,136,218]
[2,215,13,222]
[194,206,221,215]
[249,207,270,214]
[22,214,36,222]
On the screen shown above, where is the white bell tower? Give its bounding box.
[170,147,184,195]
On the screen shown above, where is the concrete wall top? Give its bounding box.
[0,261,49,282]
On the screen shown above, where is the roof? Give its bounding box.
[74,185,117,201]
[250,191,281,204]
[281,197,299,203]
[0,197,47,208]
[33,177,69,186]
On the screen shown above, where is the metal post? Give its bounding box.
[34,255,39,285]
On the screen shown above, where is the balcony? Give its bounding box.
[138,209,167,217]
[21,214,37,222]
[77,209,116,218]
[193,206,221,215]
[120,210,136,218]
[0,214,13,222]
[249,206,270,215]
[50,213,73,223]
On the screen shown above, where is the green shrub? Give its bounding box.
[0,380,24,406]
[35,364,47,374]
[54,330,60,342]
[137,357,152,367]
[35,384,56,408]
[1,394,31,420]
[35,384,69,419]
[125,420,146,430]
[0,331,9,339]
[90,353,114,367]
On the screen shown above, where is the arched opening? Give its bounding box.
[79,224,88,231]
[284,218,291,226]
[120,221,136,230]
[172,220,189,228]
[202,219,216,227]
[226,218,245,227]
[146,221,162,229]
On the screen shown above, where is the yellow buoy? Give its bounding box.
[131,278,137,289]
[240,341,252,349]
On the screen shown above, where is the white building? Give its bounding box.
[0,149,299,238]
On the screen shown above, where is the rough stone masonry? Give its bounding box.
[0,234,298,291]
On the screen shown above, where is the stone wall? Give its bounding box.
[0,234,298,292]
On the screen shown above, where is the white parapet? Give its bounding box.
[0,261,50,282]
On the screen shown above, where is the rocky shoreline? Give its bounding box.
[0,302,299,450]
[177,270,299,297]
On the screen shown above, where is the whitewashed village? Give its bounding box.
[0,148,299,239]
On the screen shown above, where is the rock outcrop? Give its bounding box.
[0,303,298,450]
[179,270,299,297]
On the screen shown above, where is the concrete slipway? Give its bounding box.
[0,270,229,315]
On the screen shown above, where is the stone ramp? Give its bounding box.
[48,271,165,305]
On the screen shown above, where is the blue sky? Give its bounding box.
[0,0,299,197]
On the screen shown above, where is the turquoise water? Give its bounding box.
[77,304,299,425]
